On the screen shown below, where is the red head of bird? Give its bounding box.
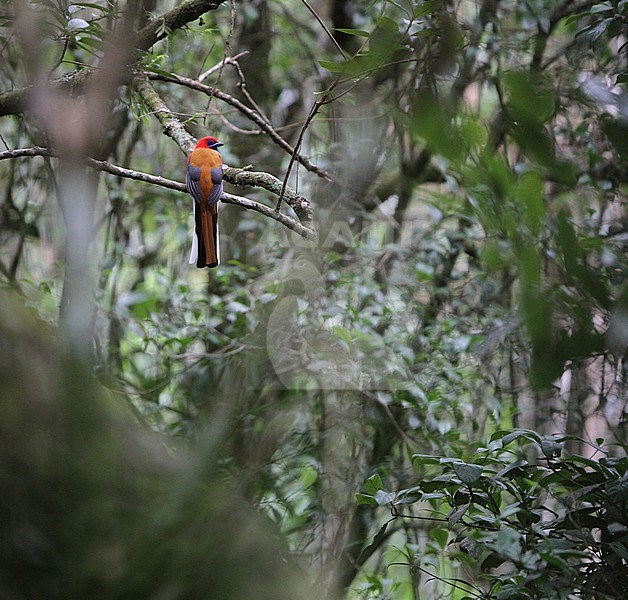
[195,136,224,150]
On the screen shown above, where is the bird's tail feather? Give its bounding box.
[189,202,219,269]
[200,206,219,268]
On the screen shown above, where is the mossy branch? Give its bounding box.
[0,147,316,240]
[133,73,316,233]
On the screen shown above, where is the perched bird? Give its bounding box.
[186,135,224,268]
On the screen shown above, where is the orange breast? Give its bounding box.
[188,148,222,200]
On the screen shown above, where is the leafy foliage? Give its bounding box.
[0,0,626,598]
[360,431,628,599]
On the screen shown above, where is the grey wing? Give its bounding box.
[207,166,223,206]
[186,164,204,204]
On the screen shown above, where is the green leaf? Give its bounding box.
[498,429,542,446]
[608,541,628,561]
[480,241,505,270]
[554,437,608,456]
[395,486,422,504]
[591,2,614,13]
[518,244,558,385]
[429,527,449,548]
[356,493,378,507]
[332,325,353,344]
[420,478,457,493]
[364,474,384,495]
[376,16,399,31]
[318,60,344,73]
[481,551,505,570]
[516,171,545,235]
[411,91,465,161]
[334,28,370,38]
[412,454,442,465]
[118,291,159,319]
[67,17,90,31]
[494,527,522,562]
[69,2,112,11]
[375,489,396,506]
[539,471,569,488]
[369,26,399,64]
[502,70,555,125]
[448,502,470,526]
[226,301,250,313]
[413,0,442,18]
[541,439,563,459]
[555,507,601,530]
[143,64,178,79]
[497,461,530,478]
[452,462,483,484]
[357,522,389,564]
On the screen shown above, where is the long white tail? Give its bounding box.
[189,199,199,265]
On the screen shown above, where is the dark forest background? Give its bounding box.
[0,1,626,598]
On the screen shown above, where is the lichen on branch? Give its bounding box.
[133,74,316,234]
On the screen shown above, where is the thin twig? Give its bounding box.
[147,71,331,180]
[202,0,236,125]
[275,89,333,210]
[198,50,249,81]
[275,120,309,210]
[299,0,348,59]
[134,74,316,229]
[229,58,273,127]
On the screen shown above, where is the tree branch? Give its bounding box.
[135,0,227,52]
[0,0,228,117]
[147,71,331,181]
[0,146,316,240]
[224,166,315,229]
[1,0,317,239]
[133,73,316,230]
[133,73,197,153]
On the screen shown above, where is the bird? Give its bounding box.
[186,135,224,268]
